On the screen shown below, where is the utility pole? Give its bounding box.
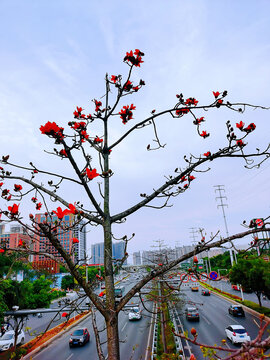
[214,185,236,265]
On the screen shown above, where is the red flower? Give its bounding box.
[191,327,197,336]
[190,354,196,360]
[236,139,245,148]
[62,312,68,317]
[244,123,256,133]
[203,151,211,157]
[176,108,190,115]
[72,122,86,130]
[132,86,139,92]
[86,168,100,180]
[185,98,198,106]
[80,130,89,142]
[72,237,79,243]
[124,49,144,67]
[217,99,223,104]
[200,131,210,138]
[94,136,103,144]
[59,149,67,157]
[36,202,42,210]
[193,256,198,263]
[123,80,133,92]
[33,170,38,174]
[236,121,245,130]
[29,214,34,219]
[180,176,186,182]
[31,197,37,202]
[111,75,118,83]
[68,203,78,215]
[0,249,4,253]
[52,207,70,220]
[94,100,102,112]
[158,263,163,266]
[18,239,23,247]
[189,175,195,181]
[213,91,220,98]
[184,184,189,189]
[8,203,19,216]
[193,117,205,125]
[40,122,64,140]
[119,104,136,124]
[99,292,104,297]
[14,184,22,192]
[0,183,3,187]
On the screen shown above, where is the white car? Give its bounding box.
[225,325,250,344]
[128,307,142,321]
[0,330,25,351]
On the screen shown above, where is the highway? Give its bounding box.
[175,284,269,360]
[209,279,270,307]
[29,274,153,360]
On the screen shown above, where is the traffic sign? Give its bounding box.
[209,271,218,280]
[200,272,208,282]
[180,273,189,283]
[190,274,198,282]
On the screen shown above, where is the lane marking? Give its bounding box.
[201,314,211,325]
[226,314,239,324]
[65,355,74,360]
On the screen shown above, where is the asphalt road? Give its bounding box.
[30,275,153,360]
[176,285,269,360]
[209,279,270,307]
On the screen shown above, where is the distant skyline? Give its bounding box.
[0,1,269,257]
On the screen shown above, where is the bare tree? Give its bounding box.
[0,49,270,359]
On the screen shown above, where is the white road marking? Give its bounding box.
[225,314,239,324]
[65,354,74,360]
[201,314,211,325]
[121,322,127,332]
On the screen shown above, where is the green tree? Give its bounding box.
[229,258,270,306]
[61,275,74,290]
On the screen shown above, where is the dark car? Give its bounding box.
[201,289,210,296]
[185,306,200,321]
[69,328,90,347]
[228,305,245,317]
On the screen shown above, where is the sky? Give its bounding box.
[0,0,270,260]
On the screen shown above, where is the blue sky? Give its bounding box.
[0,1,270,258]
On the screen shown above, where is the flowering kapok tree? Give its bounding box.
[0,49,270,359]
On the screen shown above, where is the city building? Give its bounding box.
[0,224,31,254]
[91,241,127,265]
[32,213,86,273]
[133,251,141,265]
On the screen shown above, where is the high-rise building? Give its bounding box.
[91,241,127,265]
[32,213,86,273]
[0,225,31,260]
[133,251,141,265]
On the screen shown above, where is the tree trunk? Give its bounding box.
[106,311,120,360]
[256,292,262,307]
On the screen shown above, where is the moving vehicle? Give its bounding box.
[0,330,25,352]
[201,289,210,296]
[115,286,125,298]
[228,305,245,317]
[128,306,142,321]
[225,325,250,344]
[231,284,241,291]
[191,286,199,292]
[185,306,200,321]
[69,328,90,347]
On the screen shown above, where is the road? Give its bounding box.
[30,274,153,360]
[175,284,269,360]
[209,279,270,307]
